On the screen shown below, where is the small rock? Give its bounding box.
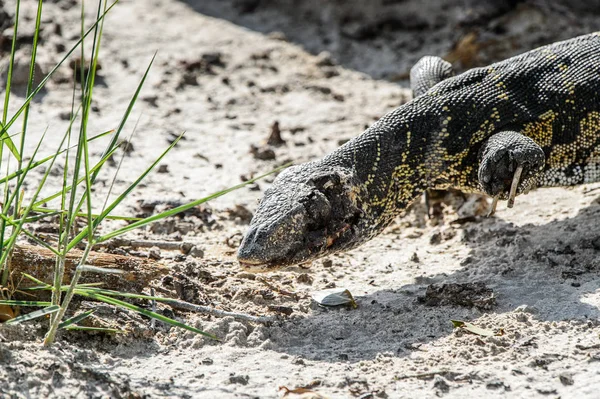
[297,273,314,285]
[266,121,285,146]
[201,357,214,365]
[433,375,450,394]
[429,232,442,245]
[291,357,305,365]
[591,236,600,250]
[332,93,345,102]
[58,111,71,120]
[268,305,293,315]
[157,164,169,173]
[536,388,557,395]
[178,73,198,87]
[226,233,243,248]
[515,313,529,323]
[322,68,339,78]
[142,95,159,107]
[322,259,333,268]
[228,374,249,385]
[267,31,287,41]
[119,139,135,154]
[69,56,102,82]
[201,52,225,68]
[188,246,204,258]
[0,49,45,90]
[486,379,508,390]
[148,247,161,260]
[315,51,335,67]
[236,272,256,280]
[515,304,538,314]
[250,145,276,160]
[559,373,574,386]
[226,204,253,223]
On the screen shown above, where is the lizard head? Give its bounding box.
[237,162,371,271]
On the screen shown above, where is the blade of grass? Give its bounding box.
[0,300,51,306]
[1,125,70,268]
[79,291,218,340]
[20,273,47,286]
[32,142,120,208]
[5,0,45,290]
[66,132,185,251]
[13,210,63,223]
[97,163,291,243]
[76,0,105,243]
[51,68,79,321]
[63,326,121,333]
[0,213,59,255]
[5,305,59,325]
[72,54,156,221]
[20,282,103,292]
[43,244,93,345]
[58,309,95,329]
[2,0,19,125]
[101,114,140,218]
[44,1,109,339]
[0,127,111,186]
[31,207,142,222]
[75,287,169,301]
[18,0,43,163]
[0,0,21,160]
[0,1,120,160]
[0,129,49,285]
[0,156,11,276]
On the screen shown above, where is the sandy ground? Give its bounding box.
[2,0,600,397]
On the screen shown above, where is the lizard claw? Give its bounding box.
[478,131,545,202]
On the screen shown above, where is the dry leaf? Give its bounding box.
[0,305,15,322]
[451,320,503,337]
[279,385,328,398]
[311,288,357,308]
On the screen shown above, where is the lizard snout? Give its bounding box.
[237,205,311,270]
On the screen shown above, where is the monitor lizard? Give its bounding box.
[238,32,600,270]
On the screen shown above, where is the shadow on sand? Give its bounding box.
[264,198,600,362]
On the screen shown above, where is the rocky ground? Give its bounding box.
[2,0,600,397]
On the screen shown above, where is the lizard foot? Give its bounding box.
[478,131,545,203]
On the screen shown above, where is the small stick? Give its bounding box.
[487,195,499,217]
[507,165,524,208]
[395,370,451,380]
[150,288,156,329]
[257,277,300,300]
[97,238,194,252]
[163,298,276,324]
[424,190,432,219]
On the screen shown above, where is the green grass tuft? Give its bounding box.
[0,0,287,345]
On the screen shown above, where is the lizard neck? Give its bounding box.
[321,101,443,232]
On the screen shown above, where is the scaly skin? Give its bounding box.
[238,32,600,270]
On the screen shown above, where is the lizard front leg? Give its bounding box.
[478,131,545,214]
[409,56,454,97]
[410,56,455,218]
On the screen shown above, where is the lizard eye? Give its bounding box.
[307,173,341,192]
[300,190,331,229]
